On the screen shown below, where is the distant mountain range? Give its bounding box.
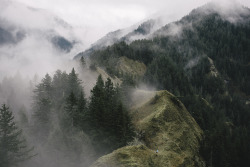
[75,2,250,59]
[0,0,85,80]
[0,0,77,52]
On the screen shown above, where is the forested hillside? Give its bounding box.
[87,4,250,167]
[0,65,134,167]
[29,69,134,166]
[1,2,250,167]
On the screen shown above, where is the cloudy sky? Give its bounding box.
[1,0,250,108]
[14,0,250,42]
[1,0,250,80]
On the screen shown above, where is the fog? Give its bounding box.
[1,0,249,79]
[14,0,250,38]
[0,3,98,166]
[0,0,250,167]
[0,0,82,80]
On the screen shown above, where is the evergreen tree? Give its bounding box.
[30,70,95,166]
[63,92,78,129]
[77,91,87,128]
[67,68,82,96]
[88,75,134,155]
[89,75,105,129]
[103,78,115,128]
[0,104,34,167]
[52,70,66,104]
[32,74,53,139]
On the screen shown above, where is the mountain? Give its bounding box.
[75,2,250,60]
[0,0,83,80]
[0,1,77,52]
[91,90,204,167]
[88,2,250,97]
[82,2,250,167]
[1,1,249,167]
[74,17,167,59]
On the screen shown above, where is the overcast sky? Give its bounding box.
[13,0,250,40]
[1,0,250,104]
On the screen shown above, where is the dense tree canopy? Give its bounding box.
[30,69,134,165]
[88,76,134,155]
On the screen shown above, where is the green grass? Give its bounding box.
[116,56,146,77]
[91,90,205,167]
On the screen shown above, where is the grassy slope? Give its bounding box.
[91,90,204,167]
[96,67,122,85]
[116,56,146,78]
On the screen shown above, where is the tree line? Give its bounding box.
[0,66,134,167]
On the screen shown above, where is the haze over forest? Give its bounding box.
[0,0,250,167]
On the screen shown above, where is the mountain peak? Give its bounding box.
[188,1,250,23]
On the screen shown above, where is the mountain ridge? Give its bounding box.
[75,2,250,60]
[81,2,250,166]
[91,90,204,167]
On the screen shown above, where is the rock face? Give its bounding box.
[91,90,204,167]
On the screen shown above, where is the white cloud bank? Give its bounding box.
[10,0,249,47]
[0,0,249,81]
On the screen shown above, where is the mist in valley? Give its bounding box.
[1,0,250,167]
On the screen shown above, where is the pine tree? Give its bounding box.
[52,70,69,108]
[103,78,115,129]
[68,68,82,96]
[89,75,105,128]
[88,76,134,154]
[32,74,53,139]
[0,104,34,167]
[115,102,134,145]
[63,92,78,128]
[104,78,115,99]
[77,91,87,128]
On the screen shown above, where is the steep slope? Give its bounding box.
[91,90,204,167]
[74,18,167,59]
[88,2,250,98]
[114,56,146,78]
[83,2,250,166]
[95,67,122,86]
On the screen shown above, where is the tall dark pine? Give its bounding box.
[88,76,134,154]
[103,78,115,128]
[89,75,105,128]
[68,68,82,96]
[0,104,33,167]
[63,91,87,130]
[77,91,87,128]
[32,74,52,138]
[52,70,68,106]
